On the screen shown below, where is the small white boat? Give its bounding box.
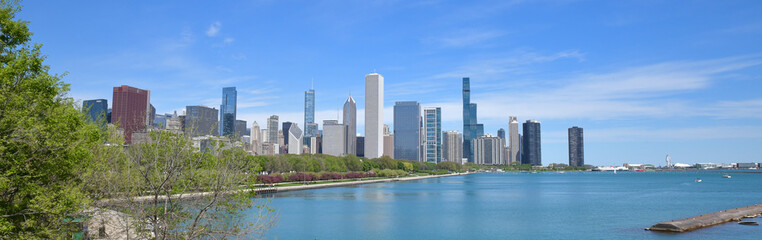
[722,174,731,178]
[695,178,702,183]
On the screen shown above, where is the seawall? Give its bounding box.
[648,204,762,232]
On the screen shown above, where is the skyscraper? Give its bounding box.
[323,120,346,157]
[112,85,150,143]
[219,87,237,136]
[251,121,261,155]
[473,134,505,165]
[508,116,520,164]
[365,73,384,158]
[462,77,484,163]
[185,105,219,137]
[287,123,303,154]
[304,89,317,138]
[235,119,247,137]
[497,128,506,140]
[522,120,542,166]
[282,121,294,147]
[568,126,584,167]
[423,107,442,163]
[394,101,421,161]
[442,131,463,163]
[83,99,108,124]
[343,95,357,156]
[267,115,279,143]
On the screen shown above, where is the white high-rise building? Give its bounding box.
[323,120,346,157]
[343,95,356,156]
[442,131,462,163]
[287,123,303,154]
[508,116,520,164]
[364,73,384,158]
[251,121,261,155]
[473,134,505,165]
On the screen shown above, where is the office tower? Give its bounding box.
[522,120,542,166]
[462,77,484,163]
[251,121,261,155]
[365,73,384,158]
[343,95,357,155]
[184,105,219,137]
[278,130,284,151]
[149,104,156,126]
[323,120,346,156]
[267,115,279,143]
[383,124,391,136]
[304,89,317,138]
[308,137,318,154]
[497,128,505,141]
[473,134,506,165]
[423,107,442,163]
[235,120,247,137]
[83,99,108,124]
[394,101,421,161]
[107,109,112,123]
[282,121,294,147]
[287,123,303,154]
[442,131,463,163]
[568,126,584,167]
[112,85,150,143]
[383,135,394,158]
[508,116,520,164]
[219,87,237,136]
[356,136,365,157]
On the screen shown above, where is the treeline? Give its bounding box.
[248,154,466,174]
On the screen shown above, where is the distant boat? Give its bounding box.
[695,178,702,183]
[722,174,731,178]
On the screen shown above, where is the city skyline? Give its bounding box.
[21,1,762,165]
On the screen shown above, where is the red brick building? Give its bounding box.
[112,85,150,143]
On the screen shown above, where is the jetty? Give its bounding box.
[648,204,762,232]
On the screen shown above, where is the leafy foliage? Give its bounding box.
[0,2,102,238]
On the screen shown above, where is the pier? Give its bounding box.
[648,204,762,232]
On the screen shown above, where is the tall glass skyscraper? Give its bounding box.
[304,89,317,139]
[219,87,237,136]
[462,77,484,163]
[394,101,421,161]
[568,126,584,167]
[522,120,542,166]
[424,107,441,163]
[83,99,108,124]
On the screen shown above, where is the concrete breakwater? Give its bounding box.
[647,204,762,232]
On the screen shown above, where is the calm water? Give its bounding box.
[248,172,762,239]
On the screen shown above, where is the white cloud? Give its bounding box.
[206,21,221,37]
[224,37,235,43]
[424,55,762,125]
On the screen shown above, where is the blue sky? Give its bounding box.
[19,0,762,166]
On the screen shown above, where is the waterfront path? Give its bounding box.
[265,172,469,193]
[648,204,762,232]
[103,172,470,204]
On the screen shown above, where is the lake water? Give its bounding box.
[249,171,762,239]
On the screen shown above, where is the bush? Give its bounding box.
[257,174,284,184]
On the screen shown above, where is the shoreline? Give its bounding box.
[261,172,473,194]
[104,172,472,203]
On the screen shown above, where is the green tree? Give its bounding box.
[0,2,101,237]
